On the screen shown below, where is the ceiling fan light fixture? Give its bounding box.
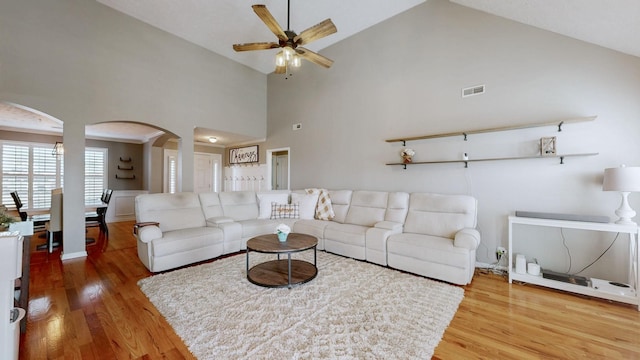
[291,55,301,68]
[275,51,286,67]
[232,2,337,75]
[283,46,294,61]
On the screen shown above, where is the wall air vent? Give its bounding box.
[462,84,485,98]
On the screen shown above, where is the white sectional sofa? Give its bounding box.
[134,189,480,285]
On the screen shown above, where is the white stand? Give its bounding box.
[508,216,640,310]
[0,232,25,360]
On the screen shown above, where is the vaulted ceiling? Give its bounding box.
[96,0,640,74]
[3,0,638,145]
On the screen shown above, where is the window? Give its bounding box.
[168,155,177,194]
[85,148,107,204]
[1,141,107,210]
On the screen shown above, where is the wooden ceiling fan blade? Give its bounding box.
[233,42,280,52]
[293,19,337,46]
[296,47,334,68]
[252,5,288,42]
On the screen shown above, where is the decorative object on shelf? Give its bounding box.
[230,145,259,164]
[540,136,557,156]
[603,164,640,225]
[400,148,415,164]
[51,142,64,157]
[275,223,291,242]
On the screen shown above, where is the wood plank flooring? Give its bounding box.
[19,221,640,359]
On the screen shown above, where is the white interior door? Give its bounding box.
[272,153,289,190]
[165,151,221,193]
[194,153,222,193]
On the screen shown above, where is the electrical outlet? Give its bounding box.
[292,123,302,130]
[496,246,506,259]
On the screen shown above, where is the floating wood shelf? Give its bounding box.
[119,157,132,162]
[387,153,599,169]
[117,165,134,170]
[386,116,596,145]
[115,174,136,179]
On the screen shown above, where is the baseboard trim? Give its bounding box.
[61,251,88,261]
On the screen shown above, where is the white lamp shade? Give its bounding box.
[603,166,640,192]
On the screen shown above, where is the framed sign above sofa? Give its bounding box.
[230,145,259,164]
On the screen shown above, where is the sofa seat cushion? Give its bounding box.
[292,219,329,248]
[387,233,470,268]
[152,227,223,257]
[324,223,368,247]
[239,219,297,239]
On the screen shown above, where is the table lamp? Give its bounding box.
[603,165,640,225]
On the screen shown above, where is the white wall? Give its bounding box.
[0,0,267,257]
[266,0,640,279]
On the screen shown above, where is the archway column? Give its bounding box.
[178,132,194,192]
[61,121,87,260]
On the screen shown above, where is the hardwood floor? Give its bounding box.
[20,221,640,359]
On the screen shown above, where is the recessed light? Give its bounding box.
[208,137,218,143]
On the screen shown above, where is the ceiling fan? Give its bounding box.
[232,1,337,74]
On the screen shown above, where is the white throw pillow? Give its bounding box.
[291,192,319,220]
[257,193,289,219]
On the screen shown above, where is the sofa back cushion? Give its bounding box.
[198,192,224,219]
[218,191,259,221]
[256,191,290,219]
[385,192,410,223]
[291,191,319,220]
[403,193,477,238]
[345,191,388,226]
[135,192,205,232]
[328,190,353,224]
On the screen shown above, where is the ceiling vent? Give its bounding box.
[462,84,485,98]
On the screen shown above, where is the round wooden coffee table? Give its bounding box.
[246,233,318,288]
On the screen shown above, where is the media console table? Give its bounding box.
[508,216,639,310]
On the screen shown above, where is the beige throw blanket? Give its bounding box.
[305,188,335,220]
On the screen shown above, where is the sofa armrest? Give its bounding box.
[134,223,162,243]
[374,221,403,231]
[133,222,159,235]
[206,216,235,226]
[453,228,481,250]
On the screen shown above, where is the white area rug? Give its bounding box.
[138,251,464,359]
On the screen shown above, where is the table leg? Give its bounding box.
[288,253,292,289]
